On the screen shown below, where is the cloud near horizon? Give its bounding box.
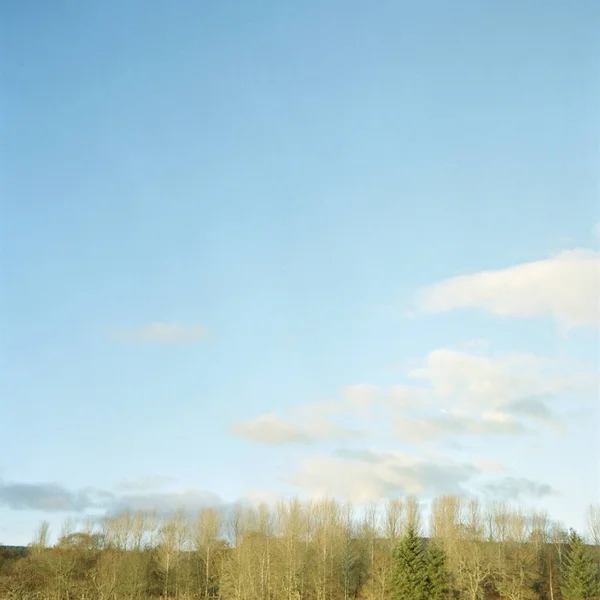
[108,490,225,516]
[482,477,558,501]
[0,471,556,524]
[115,475,177,493]
[287,450,556,504]
[228,344,592,503]
[413,248,600,329]
[0,480,113,513]
[0,479,225,517]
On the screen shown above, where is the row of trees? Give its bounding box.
[1,497,599,600]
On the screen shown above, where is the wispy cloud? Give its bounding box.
[413,249,600,329]
[230,384,429,447]
[110,322,207,344]
[230,414,314,445]
[230,413,364,446]
[481,477,557,501]
[395,409,529,444]
[506,397,563,431]
[234,347,591,448]
[115,475,176,493]
[408,349,573,409]
[389,348,586,443]
[297,384,428,424]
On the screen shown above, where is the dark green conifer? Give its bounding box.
[426,542,449,600]
[561,529,600,600]
[392,527,428,600]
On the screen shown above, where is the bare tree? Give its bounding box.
[587,503,600,547]
[256,503,274,600]
[451,498,492,600]
[383,499,404,549]
[193,508,222,600]
[429,495,461,543]
[309,498,346,600]
[275,499,308,600]
[8,494,600,600]
[403,497,421,537]
[547,522,569,600]
[157,517,178,599]
[492,507,538,600]
[29,522,50,557]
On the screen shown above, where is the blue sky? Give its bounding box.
[1,0,599,545]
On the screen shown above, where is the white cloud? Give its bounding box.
[230,414,313,445]
[230,413,362,446]
[393,348,590,442]
[110,322,207,343]
[233,348,592,448]
[287,450,556,505]
[231,384,430,448]
[414,249,600,329]
[288,450,478,502]
[395,409,528,444]
[408,349,568,408]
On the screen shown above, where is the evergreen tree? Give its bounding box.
[425,543,448,600]
[561,529,600,600]
[392,527,428,600]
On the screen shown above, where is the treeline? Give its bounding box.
[1,496,599,600]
